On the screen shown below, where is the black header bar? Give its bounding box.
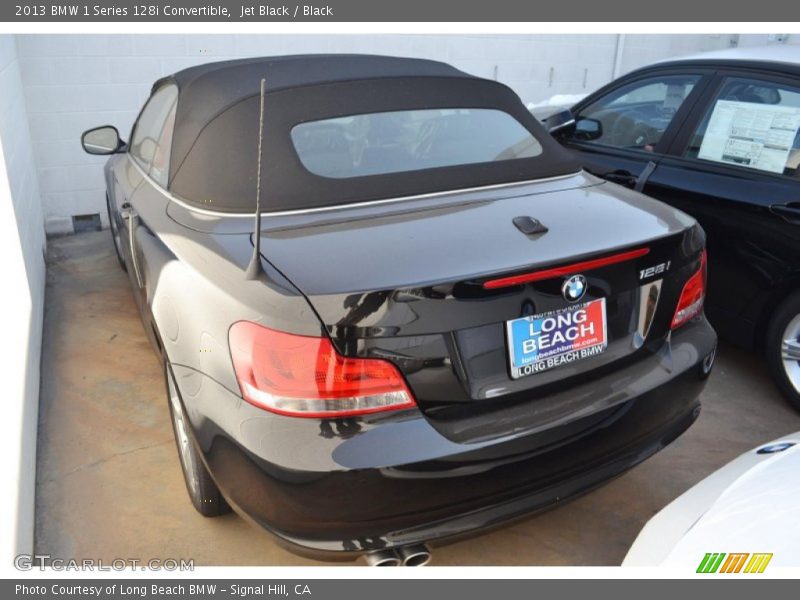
[2,0,797,22]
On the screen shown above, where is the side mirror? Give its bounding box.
[573,117,603,141]
[81,125,124,155]
[543,109,576,136]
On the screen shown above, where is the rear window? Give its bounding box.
[290,108,543,179]
[167,77,579,213]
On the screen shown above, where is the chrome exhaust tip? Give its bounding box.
[396,544,432,567]
[365,549,401,567]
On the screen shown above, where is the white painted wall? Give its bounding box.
[15,33,736,234]
[0,34,46,561]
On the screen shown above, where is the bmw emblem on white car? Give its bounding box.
[562,274,587,302]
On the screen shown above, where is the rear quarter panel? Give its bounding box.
[112,158,323,398]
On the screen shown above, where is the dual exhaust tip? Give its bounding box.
[365,544,432,567]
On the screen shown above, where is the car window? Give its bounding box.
[575,75,701,152]
[685,77,800,179]
[149,101,177,187]
[290,108,542,179]
[130,84,178,186]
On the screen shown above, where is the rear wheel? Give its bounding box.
[106,194,126,272]
[165,361,231,517]
[766,292,800,412]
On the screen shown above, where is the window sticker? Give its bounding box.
[698,100,800,174]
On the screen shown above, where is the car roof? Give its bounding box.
[157,54,579,213]
[159,54,484,198]
[652,44,800,71]
[157,53,475,109]
[169,53,472,86]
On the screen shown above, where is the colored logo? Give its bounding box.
[757,442,795,454]
[696,552,773,574]
[508,298,607,378]
[562,274,587,302]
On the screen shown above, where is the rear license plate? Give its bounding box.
[506,298,607,379]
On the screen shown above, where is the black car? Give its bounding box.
[545,45,800,411]
[80,55,716,565]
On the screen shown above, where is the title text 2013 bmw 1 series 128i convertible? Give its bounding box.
[80,55,716,565]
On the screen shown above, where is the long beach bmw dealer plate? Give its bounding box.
[507,298,608,379]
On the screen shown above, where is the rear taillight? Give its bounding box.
[228,321,416,418]
[671,249,707,330]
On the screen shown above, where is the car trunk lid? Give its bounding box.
[169,172,703,436]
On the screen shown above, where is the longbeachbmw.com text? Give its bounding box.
[14,4,333,18]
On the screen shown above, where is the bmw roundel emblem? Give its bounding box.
[757,442,796,454]
[562,274,587,302]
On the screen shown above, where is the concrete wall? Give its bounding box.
[0,34,46,560]
[15,33,737,234]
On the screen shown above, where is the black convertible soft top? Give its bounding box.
[154,55,579,212]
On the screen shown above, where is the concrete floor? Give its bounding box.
[36,230,800,566]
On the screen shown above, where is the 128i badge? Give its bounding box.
[506,298,608,379]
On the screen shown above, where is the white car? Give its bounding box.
[623,433,800,568]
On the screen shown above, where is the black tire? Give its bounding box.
[766,291,800,412]
[165,361,231,517]
[106,194,127,272]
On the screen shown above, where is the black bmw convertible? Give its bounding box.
[80,55,716,565]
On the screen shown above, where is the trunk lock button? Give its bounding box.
[513,216,548,236]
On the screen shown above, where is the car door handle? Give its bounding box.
[604,170,637,188]
[119,202,143,286]
[770,203,800,224]
[120,202,135,220]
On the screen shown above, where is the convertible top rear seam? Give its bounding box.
[129,155,583,219]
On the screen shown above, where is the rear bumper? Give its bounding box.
[172,317,715,557]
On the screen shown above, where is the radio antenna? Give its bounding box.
[245,78,267,280]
